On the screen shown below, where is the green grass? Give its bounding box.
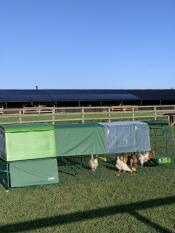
[0,160,175,233]
[0,119,174,233]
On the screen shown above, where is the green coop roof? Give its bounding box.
[55,122,106,156]
[0,123,54,133]
[55,122,101,129]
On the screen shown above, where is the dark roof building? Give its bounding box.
[0,89,175,107]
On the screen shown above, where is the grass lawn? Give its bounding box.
[0,116,173,232]
[0,159,175,233]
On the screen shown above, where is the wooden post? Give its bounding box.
[22,105,25,114]
[108,107,111,122]
[82,107,84,123]
[132,107,135,121]
[38,105,41,114]
[52,107,55,125]
[154,106,157,120]
[19,109,22,124]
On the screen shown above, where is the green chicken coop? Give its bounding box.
[0,124,59,188]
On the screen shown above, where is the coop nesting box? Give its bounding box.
[0,124,57,161]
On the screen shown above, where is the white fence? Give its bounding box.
[0,105,173,125]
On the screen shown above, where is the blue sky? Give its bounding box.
[0,0,175,89]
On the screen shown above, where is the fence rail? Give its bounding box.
[0,105,173,125]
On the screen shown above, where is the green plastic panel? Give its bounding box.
[2,124,54,133]
[0,124,57,161]
[55,123,106,156]
[6,130,56,161]
[9,158,59,187]
[155,156,172,164]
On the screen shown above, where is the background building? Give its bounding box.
[0,89,175,108]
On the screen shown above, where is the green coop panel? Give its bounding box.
[9,158,59,187]
[55,123,106,156]
[0,124,57,161]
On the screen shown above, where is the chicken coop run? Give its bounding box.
[55,123,106,180]
[55,121,151,184]
[0,124,59,188]
[55,121,150,156]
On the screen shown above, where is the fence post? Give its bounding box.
[132,107,135,121]
[154,106,157,120]
[52,107,55,125]
[19,109,22,124]
[82,107,84,123]
[108,107,111,122]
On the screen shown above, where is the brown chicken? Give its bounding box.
[149,150,156,159]
[129,153,138,167]
[119,154,129,164]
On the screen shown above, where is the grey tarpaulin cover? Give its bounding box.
[100,121,150,154]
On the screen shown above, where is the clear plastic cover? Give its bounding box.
[100,121,150,154]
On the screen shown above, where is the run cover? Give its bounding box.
[100,121,150,154]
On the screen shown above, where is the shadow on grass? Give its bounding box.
[0,196,175,233]
[58,170,76,177]
[130,210,172,233]
[58,156,91,172]
[103,164,116,171]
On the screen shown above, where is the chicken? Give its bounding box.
[138,152,149,166]
[89,154,98,172]
[129,153,138,167]
[119,154,129,164]
[149,150,156,159]
[116,156,133,175]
